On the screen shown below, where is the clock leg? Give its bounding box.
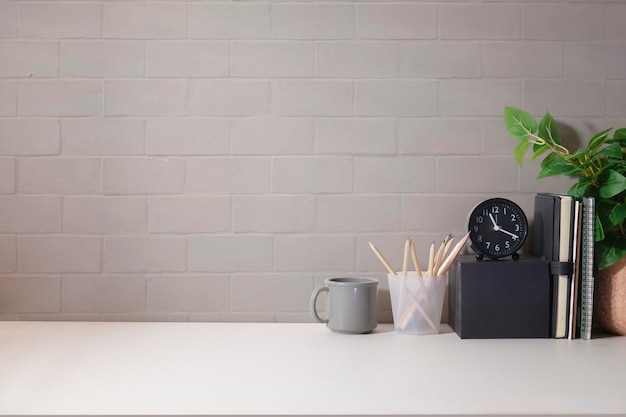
[475,253,484,261]
[512,252,519,261]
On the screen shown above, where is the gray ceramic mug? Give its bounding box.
[310,277,378,334]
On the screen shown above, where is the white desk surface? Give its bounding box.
[0,321,625,416]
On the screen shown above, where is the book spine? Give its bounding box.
[555,196,573,338]
[581,197,595,340]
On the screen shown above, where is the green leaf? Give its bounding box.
[596,235,626,270]
[597,199,626,228]
[595,214,605,242]
[568,180,593,198]
[599,169,626,198]
[513,140,532,165]
[537,155,577,178]
[567,149,594,173]
[588,127,614,152]
[504,107,537,141]
[592,161,614,178]
[596,142,624,159]
[572,158,596,174]
[569,148,587,159]
[530,144,549,163]
[614,128,626,140]
[538,111,560,146]
[540,152,557,169]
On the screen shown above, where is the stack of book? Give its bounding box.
[534,193,596,340]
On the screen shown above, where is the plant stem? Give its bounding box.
[529,133,570,156]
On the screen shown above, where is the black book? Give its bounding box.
[534,193,574,338]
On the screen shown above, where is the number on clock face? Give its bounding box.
[466,198,528,259]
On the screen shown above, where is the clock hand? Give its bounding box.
[490,212,520,239]
[488,213,500,231]
[497,227,520,240]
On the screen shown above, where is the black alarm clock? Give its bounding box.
[466,198,528,261]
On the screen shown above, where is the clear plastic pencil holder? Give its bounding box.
[388,272,448,336]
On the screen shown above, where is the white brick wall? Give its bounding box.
[439,81,521,116]
[399,42,482,78]
[354,157,436,193]
[483,42,564,78]
[316,118,396,155]
[0,118,60,155]
[272,80,353,116]
[397,118,481,155]
[103,158,185,195]
[62,275,146,313]
[0,237,16,273]
[187,158,270,194]
[607,5,626,41]
[232,118,314,155]
[19,81,101,116]
[190,80,270,116]
[18,236,102,273]
[272,4,354,40]
[18,157,101,194]
[0,159,15,194]
[62,118,144,156]
[189,235,274,272]
[440,4,521,40]
[275,236,356,272]
[0,196,62,233]
[20,3,101,39]
[148,196,232,233]
[62,41,144,78]
[103,3,186,40]
[0,82,17,116]
[104,80,187,116]
[147,42,230,78]
[356,4,437,40]
[522,4,604,41]
[1,0,625,322]
[232,41,314,78]
[64,197,147,234]
[188,4,270,40]
[0,41,58,77]
[317,42,396,78]
[0,4,18,39]
[146,118,230,156]
[317,196,401,232]
[356,80,438,116]
[147,275,230,312]
[233,195,315,233]
[103,237,186,273]
[272,157,352,193]
[565,42,626,79]
[608,81,626,116]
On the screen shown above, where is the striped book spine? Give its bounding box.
[581,197,595,340]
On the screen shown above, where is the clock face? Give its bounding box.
[467,198,528,259]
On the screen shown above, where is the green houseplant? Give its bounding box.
[504,106,626,335]
[503,106,626,270]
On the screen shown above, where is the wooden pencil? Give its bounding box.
[408,237,422,277]
[368,241,397,275]
[433,240,446,274]
[442,234,454,260]
[427,242,435,277]
[402,238,410,278]
[436,232,470,277]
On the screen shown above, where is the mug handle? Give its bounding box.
[310,286,329,323]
